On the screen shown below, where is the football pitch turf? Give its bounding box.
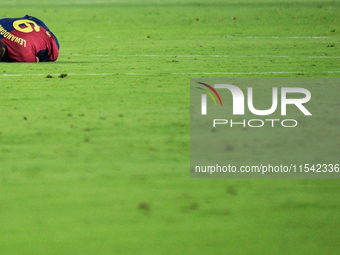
[0,0,340,254]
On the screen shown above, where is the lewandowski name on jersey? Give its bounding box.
[0,15,59,62]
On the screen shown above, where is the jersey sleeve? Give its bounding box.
[35,30,59,62]
[24,15,60,62]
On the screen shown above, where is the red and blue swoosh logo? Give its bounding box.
[196,82,222,106]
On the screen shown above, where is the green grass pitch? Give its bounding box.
[0,0,340,254]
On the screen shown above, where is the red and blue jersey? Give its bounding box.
[0,15,59,62]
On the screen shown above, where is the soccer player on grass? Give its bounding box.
[0,15,59,62]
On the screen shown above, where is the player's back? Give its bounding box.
[0,15,59,62]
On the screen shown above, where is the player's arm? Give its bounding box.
[36,49,52,62]
[35,37,59,62]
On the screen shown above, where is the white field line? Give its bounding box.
[1,71,340,77]
[173,71,340,75]
[0,73,111,77]
[3,0,338,9]
[116,54,293,58]
[204,36,333,39]
[60,54,340,58]
[0,0,151,6]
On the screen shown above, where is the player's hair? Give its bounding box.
[0,42,4,62]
